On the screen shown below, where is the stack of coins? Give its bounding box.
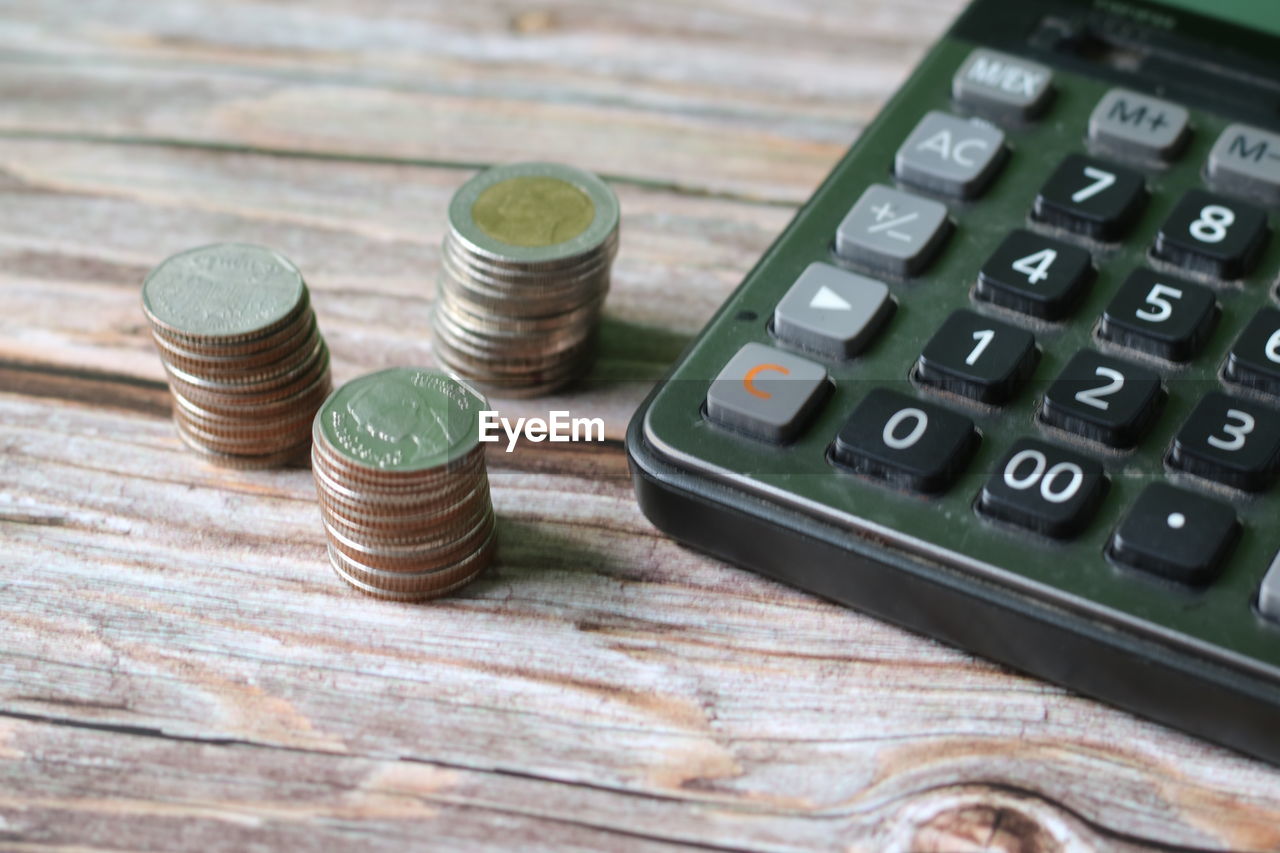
[142,243,332,468]
[431,161,620,397]
[311,367,496,600]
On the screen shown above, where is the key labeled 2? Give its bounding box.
[1040,350,1163,447]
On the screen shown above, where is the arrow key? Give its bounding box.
[772,262,894,360]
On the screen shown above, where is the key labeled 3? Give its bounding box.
[1169,392,1280,491]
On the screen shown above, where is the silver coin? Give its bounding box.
[143,243,308,342]
[432,162,618,396]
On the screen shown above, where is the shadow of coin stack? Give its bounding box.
[432,162,620,397]
[143,243,332,468]
[310,368,496,600]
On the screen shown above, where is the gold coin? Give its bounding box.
[472,176,595,248]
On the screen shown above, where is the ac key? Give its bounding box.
[895,111,1007,198]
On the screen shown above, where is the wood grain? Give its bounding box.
[2,1,1279,850]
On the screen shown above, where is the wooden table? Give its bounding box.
[2,2,1278,849]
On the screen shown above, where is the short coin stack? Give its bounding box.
[143,243,332,468]
[311,368,496,600]
[432,161,620,397]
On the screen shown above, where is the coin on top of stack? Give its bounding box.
[431,161,620,397]
[143,243,332,468]
[311,367,496,601]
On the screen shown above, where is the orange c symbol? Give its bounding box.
[743,363,789,399]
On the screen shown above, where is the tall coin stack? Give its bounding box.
[311,368,496,600]
[432,162,620,397]
[143,243,332,468]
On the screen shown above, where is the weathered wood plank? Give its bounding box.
[3,397,1280,850]
[0,0,957,201]
[3,0,1280,849]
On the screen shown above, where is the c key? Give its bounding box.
[706,343,829,443]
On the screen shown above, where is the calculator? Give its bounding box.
[626,0,1280,764]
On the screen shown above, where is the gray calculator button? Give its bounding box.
[952,48,1053,120]
[1088,89,1189,162]
[1208,123,1280,204]
[773,262,893,359]
[835,184,950,276]
[895,111,1006,198]
[705,343,828,443]
[1260,550,1280,623]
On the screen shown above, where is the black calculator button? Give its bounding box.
[1153,189,1268,279]
[1098,268,1216,362]
[706,343,828,443]
[978,437,1107,538]
[975,229,1094,320]
[1169,392,1280,492]
[916,309,1038,404]
[1225,307,1280,396]
[894,111,1007,199]
[832,389,978,493]
[1040,351,1162,447]
[1032,154,1147,241]
[1108,483,1239,585]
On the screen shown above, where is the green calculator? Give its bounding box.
[627,0,1280,763]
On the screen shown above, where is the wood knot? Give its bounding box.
[908,803,1059,853]
[882,786,1085,853]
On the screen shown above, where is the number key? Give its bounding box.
[831,389,978,493]
[1040,350,1162,447]
[1169,392,1280,491]
[976,229,1094,320]
[1225,307,1280,396]
[977,437,1108,538]
[916,309,1038,404]
[1153,189,1268,279]
[1032,153,1147,241]
[1098,268,1216,362]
